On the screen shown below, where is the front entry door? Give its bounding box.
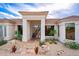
[32,25,40,39]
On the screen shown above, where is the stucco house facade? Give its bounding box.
[0,11,79,43]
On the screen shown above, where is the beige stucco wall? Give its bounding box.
[45,19,59,25]
[59,17,79,43]
[0,23,16,40]
[59,17,79,23]
[0,19,22,40]
[1,16,79,43]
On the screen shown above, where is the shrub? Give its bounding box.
[69,42,79,49]
[15,31,22,41]
[50,39,57,44]
[0,40,7,46]
[39,41,45,46]
[48,40,53,44]
[45,39,57,44]
[48,30,56,36]
[65,42,79,49]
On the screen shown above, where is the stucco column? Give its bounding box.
[5,23,14,40]
[75,22,79,43]
[30,24,32,39]
[41,19,45,42]
[22,19,29,42]
[59,23,65,43]
[27,21,30,40]
[2,25,5,38]
[54,25,58,39]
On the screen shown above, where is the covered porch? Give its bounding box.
[19,11,48,42]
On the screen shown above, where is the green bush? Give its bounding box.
[69,42,79,49]
[15,31,22,41]
[48,30,56,36]
[65,42,79,49]
[0,40,7,46]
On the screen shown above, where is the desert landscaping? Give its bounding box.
[0,39,79,56]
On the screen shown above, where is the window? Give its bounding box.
[18,25,22,35]
[0,25,4,40]
[58,25,59,37]
[4,25,6,37]
[65,23,75,40]
[45,25,54,36]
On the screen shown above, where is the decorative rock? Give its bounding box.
[57,50,64,56]
[41,45,49,52]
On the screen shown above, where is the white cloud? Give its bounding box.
[4,4,21,16]
[0,12,21,19]
[9,4,37,11]
[23,3,74,18]
[27,3,73,11]
[0,3,75,19]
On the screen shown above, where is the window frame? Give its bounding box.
[65,23,75,40]
[45,25,55,36]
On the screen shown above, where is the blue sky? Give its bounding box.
[0,3,79,19]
